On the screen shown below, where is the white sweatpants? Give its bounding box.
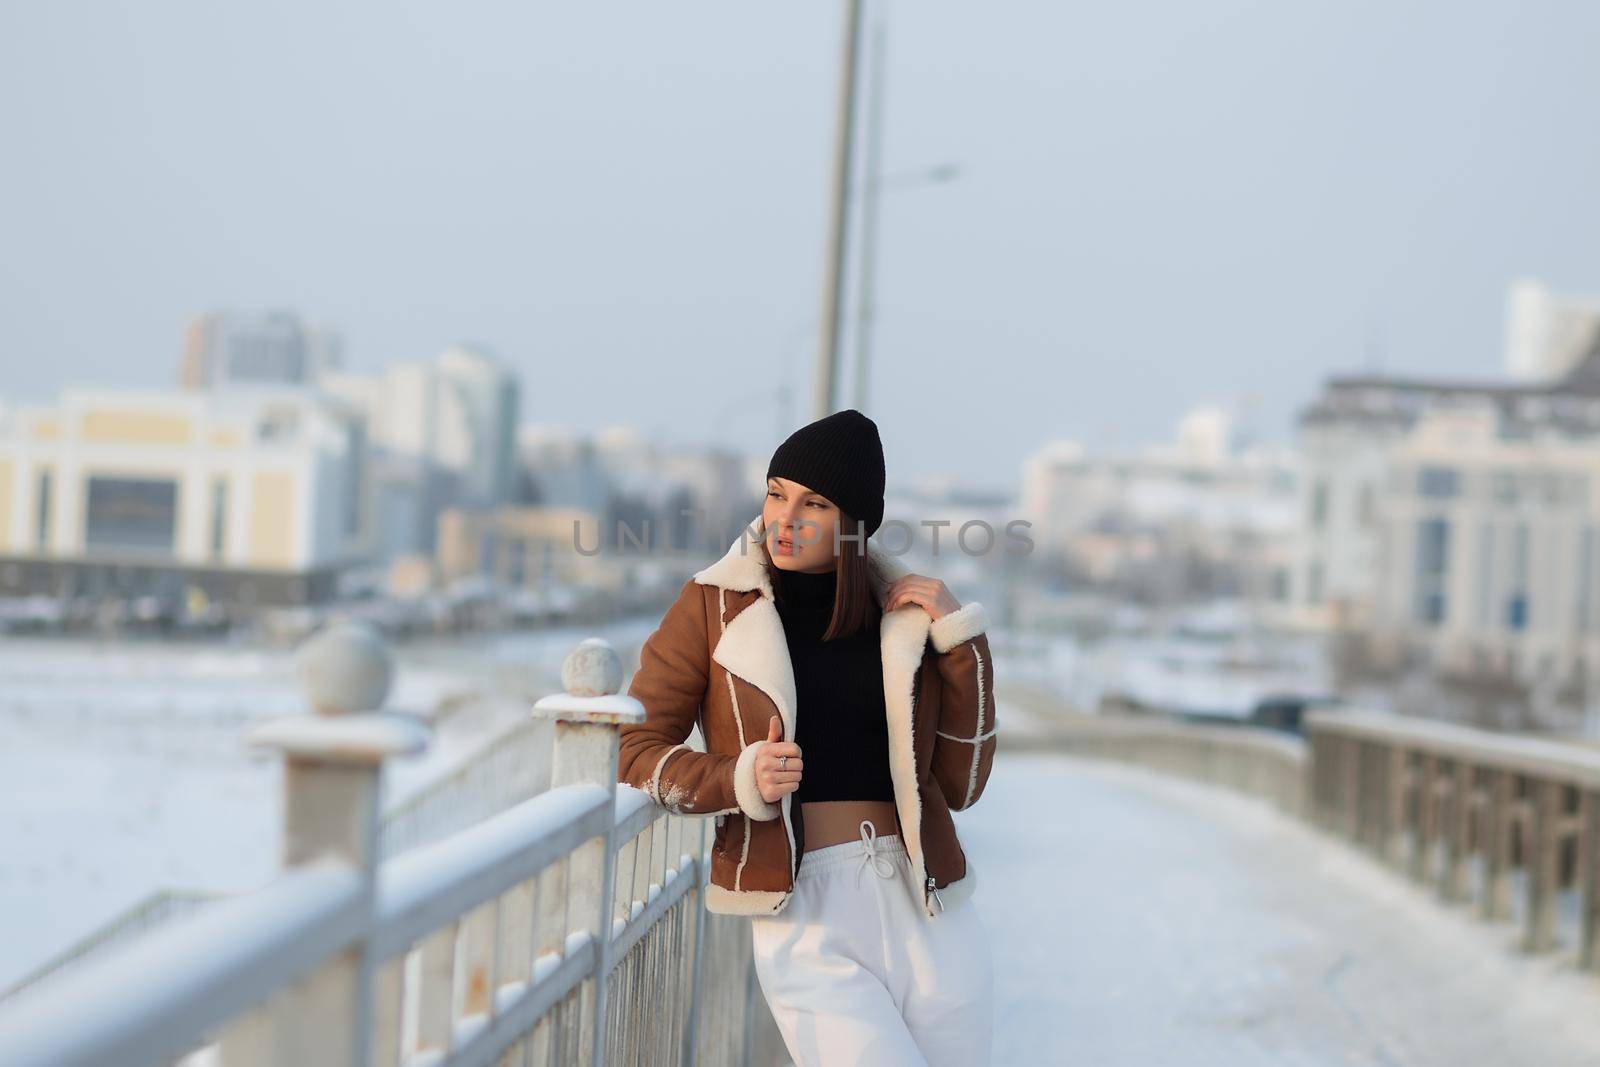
[749,822,995,1067]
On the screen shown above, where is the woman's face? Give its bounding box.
[762,477,840,572]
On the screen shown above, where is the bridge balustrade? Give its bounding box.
[0,624,780,1067]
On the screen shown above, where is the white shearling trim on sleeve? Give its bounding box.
[929,600,988,654]
[733,739,780,822]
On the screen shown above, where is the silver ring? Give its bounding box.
[778,755,788,771]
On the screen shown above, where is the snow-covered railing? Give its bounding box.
[0,624,776,1067]
[1306,708,1600,969]
[378,715,548,860]
[0,888,222,1004]
[2,718,548,1006]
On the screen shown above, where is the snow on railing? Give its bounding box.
[378,715,549,861]
[2,717,549,1007]
[0,624,773,1067]
[0,888,223,1004]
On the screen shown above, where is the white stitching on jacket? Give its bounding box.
[719,587,755,892]
[963,643,987,808]
[936,727,998,743]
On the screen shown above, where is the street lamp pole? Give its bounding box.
[813,0,865,421]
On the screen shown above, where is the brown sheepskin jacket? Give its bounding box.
[616,514,997,919]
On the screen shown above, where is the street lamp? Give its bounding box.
[853,156,961,415]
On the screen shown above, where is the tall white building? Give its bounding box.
[1504,279,1600,382]
[320,346,521,556]
[436,346,520,507]
[1292,390,1410,630]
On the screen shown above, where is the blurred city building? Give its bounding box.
[436,506,608,589]
[1295,289,1600,724]
[178,310,343,388]
[0,386,370,608]
[1377,405,1599,686]
[1019,403,1299,618]
[1504,278,1600,382]
[319,344,520,558]
[431,425,757,596]
[1296,335,1600,628]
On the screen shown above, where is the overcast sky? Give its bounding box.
[3,1,1599,493]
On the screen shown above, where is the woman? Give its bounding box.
[617,408,996,1066]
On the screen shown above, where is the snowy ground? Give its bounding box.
[960,735,1600,1066]
[0,619,660,993]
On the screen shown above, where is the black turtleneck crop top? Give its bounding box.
[771,564,895,804]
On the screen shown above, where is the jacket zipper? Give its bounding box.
[789,794,803,879]
[909,667,944,915]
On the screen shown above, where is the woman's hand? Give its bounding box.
[756,715,803,805]
[884,573,962,621]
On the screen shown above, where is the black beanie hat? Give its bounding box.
[765,408,886,536]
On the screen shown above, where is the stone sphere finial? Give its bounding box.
[561,637,623,698]
[297,621,394,716]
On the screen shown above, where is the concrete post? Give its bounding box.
[1579,788,1600,969]
[1383,746,1410,869]
[1524,778,1562,953]
[532,637,645,1067]
[1481,769,1514,921]
[222,621,428,1067]
[1442,761,1473,903]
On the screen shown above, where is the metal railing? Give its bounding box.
[5,713,551,1005]
[0,624,780,1067]
[1306,707,1600,968]
[0,888,224,1004]
[378,715,551,861]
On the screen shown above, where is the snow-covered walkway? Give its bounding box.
[959,749,1600,1066]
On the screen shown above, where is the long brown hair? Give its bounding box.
[760,511,881,641]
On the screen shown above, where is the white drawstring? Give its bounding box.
[854,819,897,888]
